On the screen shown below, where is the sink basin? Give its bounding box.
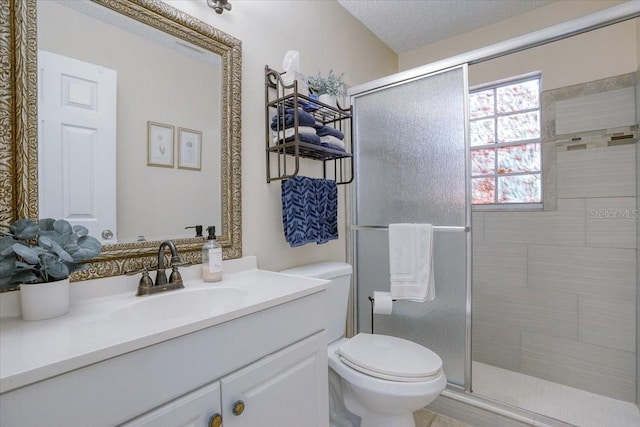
[111,287,247,322]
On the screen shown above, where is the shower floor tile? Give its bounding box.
[472,362,640,427]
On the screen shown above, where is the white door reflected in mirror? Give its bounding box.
[38,50,118,244]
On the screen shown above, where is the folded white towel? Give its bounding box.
[320,135,345,150]
[272,126,316,143]
[389,223,435,302]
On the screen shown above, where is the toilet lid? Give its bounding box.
[338,333,442,382]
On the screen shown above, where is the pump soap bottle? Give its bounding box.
[202,226,222,282]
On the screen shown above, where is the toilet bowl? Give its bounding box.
[281,262,447,427]
[329,335,446,427]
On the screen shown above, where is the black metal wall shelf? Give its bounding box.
[265,66,354,185]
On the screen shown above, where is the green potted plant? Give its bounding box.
[0,218,102,320]
[308,69,346,108]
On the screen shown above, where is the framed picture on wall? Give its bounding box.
[147,121,174,167]
[177,127,202,171]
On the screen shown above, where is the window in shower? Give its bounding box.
[470,75,542,207]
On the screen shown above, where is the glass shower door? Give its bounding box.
[351,65,470,387]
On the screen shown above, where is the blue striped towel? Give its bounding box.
[314,125,344,140]
[271,108,316,130]
[281,176,338,247]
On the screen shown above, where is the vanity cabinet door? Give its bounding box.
[221,332,329,427]
[121,381,222,427]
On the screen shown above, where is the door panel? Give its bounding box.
[221,333,328,427]
[121,381,222,427]
[38,50,117,243]
[352,65,470,387]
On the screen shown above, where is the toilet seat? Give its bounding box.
[337,333,443,382]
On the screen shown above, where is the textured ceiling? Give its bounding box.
[337,0,553,54]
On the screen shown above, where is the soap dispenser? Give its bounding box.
[202,226,222,282]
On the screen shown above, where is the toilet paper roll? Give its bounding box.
[373,291,393,315]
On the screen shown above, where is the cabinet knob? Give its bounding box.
[208,413,222,427]
[232,400,245,416]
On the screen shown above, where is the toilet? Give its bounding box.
[281,262,447,427]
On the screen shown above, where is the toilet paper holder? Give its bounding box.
[367,295,396,334]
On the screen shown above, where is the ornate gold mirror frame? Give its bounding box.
[0,0,242,288]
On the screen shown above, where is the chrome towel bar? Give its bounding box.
[351,225,470,232]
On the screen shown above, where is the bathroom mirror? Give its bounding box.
[0,0,242,288]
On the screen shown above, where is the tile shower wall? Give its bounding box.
[636,66,640,409]
[472,74,638,402]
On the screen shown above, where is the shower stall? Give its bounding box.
[347,4,640,426]
[350,65,470,389]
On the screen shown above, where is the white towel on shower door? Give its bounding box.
[389,223,435,302]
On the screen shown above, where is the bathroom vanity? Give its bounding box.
[0,258,329,426]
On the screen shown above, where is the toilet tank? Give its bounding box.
[280,262,353,343]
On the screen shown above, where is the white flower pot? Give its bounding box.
[318,93,337,108]
[20,278,70,321]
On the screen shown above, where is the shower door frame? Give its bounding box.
[346,0,640,413]
[348,64,472,390]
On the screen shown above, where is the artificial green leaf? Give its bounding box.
[40,229,76,250]
[12,243,40,265]
[40,230,71,252]
[11,219,39,240]
[38,218,56,231]
[0,236,16,257]
[44,260,69,279]
[52,242,74,263]
[15,261,36,270]
[29,246,47,256]
[0,256,16,278]
[53,219,73,235]
[72,225,89,237]
[39,235,53,250]
[39,236,73,263]
[71,235,101,262]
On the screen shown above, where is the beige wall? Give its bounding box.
[469,19,637,90]
[400,1,636,91]
[165,0,397,271]
[398,0,639,90]
[38,1,222,243]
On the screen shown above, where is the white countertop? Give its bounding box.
[0,260,327,394]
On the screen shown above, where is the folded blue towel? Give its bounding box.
[271,108,316,130]
[314,125,344,140]
[298,98,320,112]
[320,141,346,152]
[281,176,338,247]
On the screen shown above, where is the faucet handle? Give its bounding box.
[169,265,184,287]
[126,267,155,296]
[136,270,154,296]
